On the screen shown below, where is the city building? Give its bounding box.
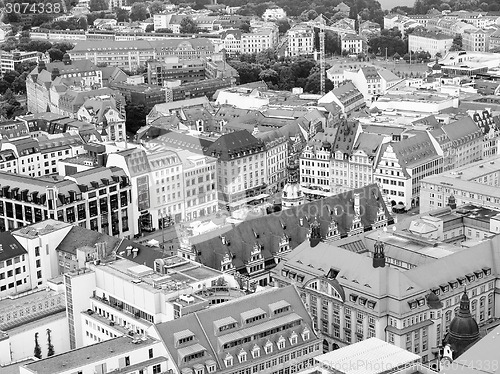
[70,39,216,71]
[463,29,490,52]
[286,25,314,57]
[409,31,453,58]
[26,56,103,114]
[147,58,206,86]
[0,167,132,237]
[318,82,366,117]
[272,230,499,362]
[19,336,171,374]
[206,130,268,210]
[154,285,322,374]
[254,129,288,194]
[0,232,31,296]
[341,34,365,55]
[343,66,382,101]
[420,155,500,213]
[76,96,126,141]
[164,78,233,102]
[108,82,166,108]
[0,50,40,74]
[374,130,443,209]
[262,7,287,21]
[220,28,276,56]
[178,184,392,288]
[65,254,239,348]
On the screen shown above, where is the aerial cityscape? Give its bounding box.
[0,0,499,372]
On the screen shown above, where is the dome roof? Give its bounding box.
[282,183,301,199]
[444,290,480,358]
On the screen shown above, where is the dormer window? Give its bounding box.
[466,273,475,282]
[301,327,310,341]
[367,301,376,309]
[238,349,247,363]
[483,267,491,276]
[264,340,273,354]
[279,234,290,253]
[474,271,483,279]
[349,294,358,302]
[440,284,449,293]
[224,354,233,367]
[289,331,298,345]
[277,336,286,350]
[251,344,260,358]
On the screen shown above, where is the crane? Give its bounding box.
[319,16,326,96]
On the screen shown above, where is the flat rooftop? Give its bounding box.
[23,336,158,374]
[315,337,420,374]
[13,219,72,239]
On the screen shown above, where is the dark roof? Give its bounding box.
[193,184,391,273]
[206,130,264,161]
[0,232,27,262]
[116,239,164,268]
[155,285,317,372]
[56,225,121,255]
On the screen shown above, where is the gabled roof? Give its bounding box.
[441,116,481,143]
[206,130,264,161]
[0,232,27,262]
[56,225,121,255]
[155,286,316,372]
[192,184,391,272]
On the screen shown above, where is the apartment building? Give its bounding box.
[272,233,498,361]
[441,116,482,169]
[147,58,206,86]
[0,167,132,237]
[467,109,499,159]
[164,78,233,102]
[255,130,288,194]
[20,336,171,374]
[374,131,443,209]
[0,232,31,297]
[76,96,126,141]
[0,132,85,178]
[178,150,218,222]
[343,66,382,101]
[0,49,39,74]
[262,7,286,21]
[179,184,392,288]
[409,31,453,57]
[70,39,216,71]
[27,57,103,114]
[106,147,184,234]
[221,28,276,55]
[318,82,365,117]
[420,156,500,213]
[64,255,238,348]
[463,29,490,52]
[206,130,267,210]
[286,25,314,57]
[155,285,321,374]
[341,34,364,55]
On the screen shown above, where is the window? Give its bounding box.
[224,354,233,367]
[149,348,153,359]
[251,345,260,358]
[125,356,130,366]
[264,340,273,354]
[277,336,286,350]
[152,364,161,374]
[238,350,247,363]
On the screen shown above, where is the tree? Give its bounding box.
[24,40,53,53]
[125,104,148,134]
[259,69,279,85]
[227,61,262,84]
[89,0,108,11]
[156,28,173,33]
[53,42,75,54]
[255,49,277,66]
[130,3,149,21]
[179,17,199,34]
[239,21,250,33]
[116,8,130,22]
[34,332,42,359]
[48,48,65,62]
[47,329,55,357]
[324,30,340,55]
[276,19,290,34]
[145,24,154,32]
[450,34,463,51]
[148,0,164,14]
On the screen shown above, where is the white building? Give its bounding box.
[286,25,314,57]
[409,31,453,57]
[341,34,364,55]
[262,7,286,21]
[0,50,40,74]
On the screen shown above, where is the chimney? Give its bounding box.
[308,218,321,247]
[373,240,385,268]
[51,67,60,81]
[127,247,132,256]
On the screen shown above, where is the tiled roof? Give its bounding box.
[383,131,440,170]
[441,116,482,143]
[155,285,316,372]
[56,225,121,255]
[206,130,264,161]
[0,231,27,262]
[332,120,360,154]
[192,184,391,272]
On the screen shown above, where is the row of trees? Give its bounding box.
[34,330,55,360]
[228,50,333,93]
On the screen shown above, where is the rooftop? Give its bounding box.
[0,231,26,262]
[23,336,159,374]
[315,338,421,374]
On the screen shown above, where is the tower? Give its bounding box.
[319,16,326,95]
[281,156,304,209]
